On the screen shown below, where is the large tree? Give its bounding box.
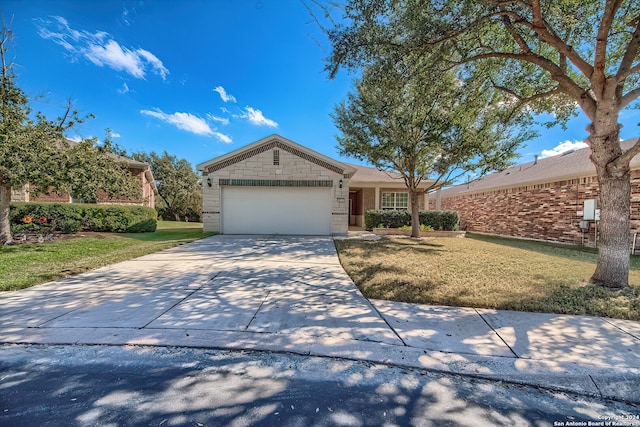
[334,53,530,237]
[1,25,139,243]
[326,0,640,289]
[130,151,201,222]
[65,131,141,204]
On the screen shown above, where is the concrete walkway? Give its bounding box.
[1,235,639,403]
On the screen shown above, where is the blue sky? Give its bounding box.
[2,1,638,172]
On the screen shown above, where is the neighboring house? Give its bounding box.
[11,143,157,208]
[440,138,640,246]
[197,134,439,235]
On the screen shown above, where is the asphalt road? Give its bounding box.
[1,345,638,427]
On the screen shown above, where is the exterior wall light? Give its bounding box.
[339,179,343,189]
[207,177,212,187]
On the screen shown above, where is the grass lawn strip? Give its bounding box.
[334,234,640,320]
[0,221,214,291]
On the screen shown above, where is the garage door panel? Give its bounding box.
[222,187,331,235]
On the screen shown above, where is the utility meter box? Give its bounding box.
[583,199,597,220]
[579,220,590,230]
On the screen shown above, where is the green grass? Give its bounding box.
[335,233,640,320]
[0,221,214,291]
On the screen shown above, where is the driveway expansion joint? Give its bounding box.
[475,308,519,358]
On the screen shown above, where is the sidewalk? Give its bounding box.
[1,235,639,404]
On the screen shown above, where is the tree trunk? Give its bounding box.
[591,170,630,288]
[0,183,13,244]
[409,188,420,238]
[588,117,629,288]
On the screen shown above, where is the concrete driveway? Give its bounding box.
[2,234,640,403]
[0,235,402,352]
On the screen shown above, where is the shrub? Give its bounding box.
[365,209,459,231]
[59,219,82,234]
[9,202,157,235]
[365,210,411,229]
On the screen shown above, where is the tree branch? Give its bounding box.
[620,85,640,108]
[619,62,640,81]
[451,51,592,112]
[494,7,594,80]
[593,0,624,95]
[617,19,640,81]
[491,81,563,105]
[618,138,640,166]
[500,15,533,53]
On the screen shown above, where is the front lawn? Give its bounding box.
[335,233,640,320]
[0,221,214,291]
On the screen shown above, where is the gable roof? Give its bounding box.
[442,138,640,197]
[196,134,357,175]
[348,163,436,188]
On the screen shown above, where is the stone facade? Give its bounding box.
[199,136,353,235]
[441,171,640,247]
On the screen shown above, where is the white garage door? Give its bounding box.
[222,186,332,235]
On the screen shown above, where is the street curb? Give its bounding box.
[2,327,639,405]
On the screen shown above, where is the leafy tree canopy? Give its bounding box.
[130,150,201,222]
[324,0,640,288]
[334,51,532,236]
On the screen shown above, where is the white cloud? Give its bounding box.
[111,132,121,138]
[86,39,145,78]
[141,108,232,143]
[540,140,588,158]
[207,113,230,126]
[240,106,278,127]
[214,86,237,103]
[67,135,82,143]
[214,132,232,144]
[117,82,130,94]
[136,49,169,80]
[36,16,169,80]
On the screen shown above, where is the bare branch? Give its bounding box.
[593,0,624,94]
[501,15,533,53]
[618,139,640,166]
[617,19,640,81]
[451,51,591,107]
[491,81,563,106]
[620,85,640,108]
[619,62,640,81]
[495,9,595,80]
[530,0,543,27]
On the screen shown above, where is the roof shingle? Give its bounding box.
[442,138,640,197]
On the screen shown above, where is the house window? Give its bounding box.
[382,192,408,210]
[273,149,280,166]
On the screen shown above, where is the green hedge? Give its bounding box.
[364,209,459,231]
[10,203,157,234]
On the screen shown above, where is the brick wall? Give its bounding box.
[441,171,640,247]
[12,167,154,208]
